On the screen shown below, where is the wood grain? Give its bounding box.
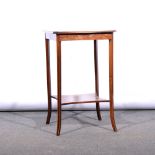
[52,30,116,35]
[58,34,112,41]
[51,94,109,105]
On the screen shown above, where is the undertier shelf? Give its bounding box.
[51,94,110,105]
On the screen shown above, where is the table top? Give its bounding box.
[45,30,115,40]
[51,30,116,35]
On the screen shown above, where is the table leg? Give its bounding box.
[109,36,117,131]
[94,40,102,120]
[45,38,52,124]
[56,39,62,136]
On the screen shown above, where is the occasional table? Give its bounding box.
[45,31,117,136]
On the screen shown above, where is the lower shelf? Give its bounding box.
[51,93,110,105]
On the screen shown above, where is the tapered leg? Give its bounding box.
[109,36,117,131]
[94,40,102,120]
[56,39,62,136]
[45,38,52,124]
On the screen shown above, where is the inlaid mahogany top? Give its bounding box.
[45,30,115,41]
[52,30,116,35]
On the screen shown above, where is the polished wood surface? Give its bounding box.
[94,40,102,120]
[45,38,51,124]
[52,30,116,34]
[109,37,117,131]
[51,94,109,105]
[57,34,112,41]
[56,38,62,136]
[45,32,113,41]
[45,30,117,136]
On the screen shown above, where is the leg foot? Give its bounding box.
[96,102,102,120]
[110,100,117,132]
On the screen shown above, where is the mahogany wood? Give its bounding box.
[58,34,112,41]
[109,37,117,131]
[94,40,102,120]
[52,30,116,34]
[51,94,109,105]
[45,38,52,124]
[45,30,117,136]
[56,38,62,136]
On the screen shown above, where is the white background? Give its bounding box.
[0,0,155,110]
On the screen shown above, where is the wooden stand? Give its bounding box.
[45,31,117,136]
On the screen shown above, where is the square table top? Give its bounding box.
[52,30,116,35]
[45,30,116,40]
